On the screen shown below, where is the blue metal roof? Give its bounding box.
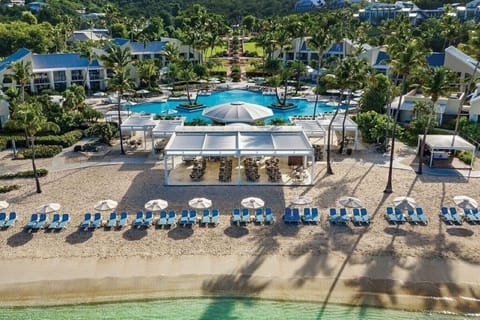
[327,43,343,54]
[0,48,31,72]
[129,41,167,54]
[111,38,129,47]
[32,53,100,70]
[427,53,445,67]
[375,51,389,65]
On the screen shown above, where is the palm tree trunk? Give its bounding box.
[339,96,350,155]
[417,108,434,175]
[275,87,281,105]
[312,52,324,120]
[326,104,340,175]
[186,82,192,105]
[117,91,125,155]
[282,80,288,105]
[30,138,41,193]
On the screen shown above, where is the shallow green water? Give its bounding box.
[0,298,472,320]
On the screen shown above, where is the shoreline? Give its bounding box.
[0,254,479,314]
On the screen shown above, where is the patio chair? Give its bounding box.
[157,210,168,227]
[106,212,117,228]
[352,208,363,225]
[303,207,312,223]
[80,213,92,230]
[26,213,39,231]
[310,207,320,224]
[385,207,396,224]
[440,207,453,224]
[143,211,153,227]
[360,208,371,224]
[57,213,70,229]
[133,211,144,228]
[415,207,428,225]
[3,212,17,228]
[48,213,61,230]
[283,207,293,223]
[91,213,102,229]
[329,208,339,224]
[189,210,197,225]
[255,208,265,224]
[167,210,176,227]
[232,208,241,225]
[211,209,220,225]
[394,208,406,223]
[118,212,128,228]
[180,209,189,226]
[292,208,301,223]
[241,208,250,224]
[265,207,275,224]
[339,208,350,224]
[0,212,6,227]
[407,210,420,224]
[449,207,463,224]
[33,213,49,230]
[201,209,211,225]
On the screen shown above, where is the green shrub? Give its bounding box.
[0,137,6,151]
[0,185,20,193]
[457,150,474,164]
[0,130,83,148]
[20,145,63,158]
[0,168,48,179]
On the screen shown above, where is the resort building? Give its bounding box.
[67,29,110,44]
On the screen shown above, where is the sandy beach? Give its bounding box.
[1,143,480,313]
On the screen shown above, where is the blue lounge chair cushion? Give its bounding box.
[133,211,144,227]
[3,212,17,228]
[265,207,275,223]
[352,208,363,224]
[211,209,219,225]
[106,212,117,228]
[202,209,210,224]
[407,210,420,223]
[167,211,176,226]
[292,208,301,223]
[57,213,70,229]
[189,210,197,224]
[415,208,428,224]
[158,211,168,226]
[329,208,338,224]
[91,213,102,228]
[80,213,92,229]
[0,212,6,227]
[48,214,61,229]
[440,207,453,223]
[394,208,406,223]
[463,209,479,223]
[241,208,250,223]
[255,208,264,223]
[283,207,293,223]
[303,208,312,222]
[360,208,370,224]
[118,212,128,227]
[26,213,39,229]
[449,207,463,224]
[232,208,241,223]
[180,210,189,225]
[339,208,349,224]
[143,211,153,226]
[311,208,319,223]
[34,213,49,229]
[386,207,396,223]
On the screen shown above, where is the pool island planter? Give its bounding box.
[269,103,298,112]
[176,103,207,112]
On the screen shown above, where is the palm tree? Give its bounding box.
[137,59,159,89]
[417,67,455,174]
[5,102,59,193]
[7,60,33,102]
[178,62,198,106]
[384,38,427,193]
[290,60,306,95]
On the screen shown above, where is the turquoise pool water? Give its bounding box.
[0,298,469,320]
[129,89,341,122]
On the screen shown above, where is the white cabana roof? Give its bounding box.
[152,119,185,137]
[202,101,273,123]
[294,116,358,137]
[423,134,476,151]
[164,126,313,156]
[120,114,157,131]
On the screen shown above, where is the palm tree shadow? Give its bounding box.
[7,230,33,247]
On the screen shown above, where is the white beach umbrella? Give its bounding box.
[0,200,9,210]
[145,199,168,211]
[136,89,150,95]
[94,199,118,211]
[241,197,265,209]
[292,196,313,206]
[393,196,416,211]
[93,91,107,97]
[339,196,363,208]
[35,203,61,214]
[326,89,341,95]
[453,196,478,210]
[188,197,212,209]
[202,101,273,123]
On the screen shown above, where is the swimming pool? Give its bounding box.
[128,89,341,122]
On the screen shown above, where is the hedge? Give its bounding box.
[20,145,63,158]
[0,185,20,193]
[0,168,48,180]
[0,130,83,148]
[0,137,6,151]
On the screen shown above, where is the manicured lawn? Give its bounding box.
[205,45,227,58]
[244,41,263,57]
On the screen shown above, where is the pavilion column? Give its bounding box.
[143,130,147,150]
[310,154,315,185]
[354,129,358,150]
[164,155,169,185]
[237,156,241,185]
[429,149,434,168]
[151,133,155,155]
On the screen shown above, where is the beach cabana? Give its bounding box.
[418,134,476,169]
[120,114,158,150]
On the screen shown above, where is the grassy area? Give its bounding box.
[244,41,263,57]
[205,45,227,58]
[210,63,227,72]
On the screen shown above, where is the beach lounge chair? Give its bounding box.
[329,208,339,224]
[33,213,49,230]
[394,208,406,223]
[303,208,312,223]
[180,210,189,226]
[26,213,39,230]
[339,208,350,224]
[57,213,70,229]
[283,207,293,223]
[158,210,168,227]
[133,211,144,228]
[255,208,265,224]
[211,209,220,225]
[232,208,241,225]
[167,210,176,227]
[310,208,320,224]
[241,208,250,224]
[80,213,92,230]
[48,213,61,230]
[3,212,16,228]
[202,209,211,225]
[106,212,117,228]
[449,207,463,224]
[265,207,275,224]
[440,207,454,224]
[292,208,301,223]
[407,210,420,224]
[91,213,102,229]
[385,207,396,224]
[414,208,428,225]
[189,210,197,225]
[472,208,480,221]
[143,211,153,227]
[360,208,371,224]
[463,209,479,224]
[352,208,363,224]
[0,212,6,227]
[118,212,128,228]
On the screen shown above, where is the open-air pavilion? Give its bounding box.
[163,126,315,185]
[418,134,476,169]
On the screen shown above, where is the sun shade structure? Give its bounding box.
[453,196,478,210]
[339,196,363,208]
[202,101,273,123]
[393,196,416,211]
[292,196,313,205]
[241,197,265,209]
[94,199,118,211]
[35,203,61,214]
[145,199,168,211]
[0,200,9,210]
[188,198,212,209]
[418,135,476,169]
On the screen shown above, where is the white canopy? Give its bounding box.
[419,134,476,168]
[120,114,157,131]
[202,101,273,123]
[152,119,185,137]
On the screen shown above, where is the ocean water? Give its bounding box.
[0,297,470,320]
